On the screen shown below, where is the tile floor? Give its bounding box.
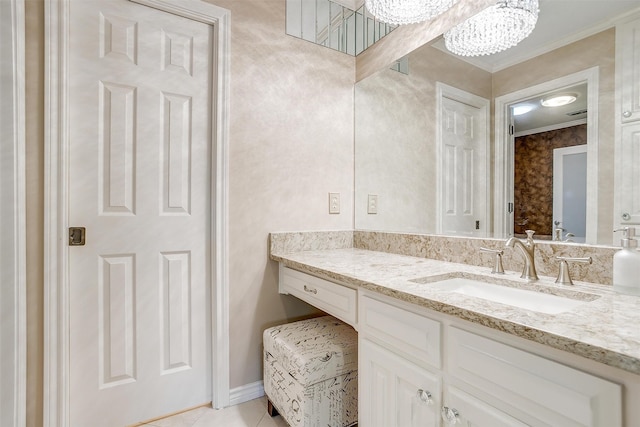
[140,397,289,427]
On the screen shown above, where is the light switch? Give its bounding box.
[368,194,378,214]
[329,192,340,214]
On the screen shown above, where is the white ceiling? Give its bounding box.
[511,83,588,134]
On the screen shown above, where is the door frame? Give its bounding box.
[43,1,230,425]
[1,0,26,425]
[435,82,491,235]
[494,67,599,242]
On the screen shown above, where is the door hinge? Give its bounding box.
[508,202,514,213]
[69,227,86,246]
[509,125,515,136]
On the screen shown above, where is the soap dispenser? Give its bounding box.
[613,227,640,296]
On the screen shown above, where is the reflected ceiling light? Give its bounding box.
[443,0,539,57]
[513,105,534,116]
[541,93,578,107]
[365,0,459,25]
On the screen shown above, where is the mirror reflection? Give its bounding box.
[511,83,588,242]
[355,1,639,245]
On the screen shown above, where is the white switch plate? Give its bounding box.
[329,192,340,214]
[368,194,378,214]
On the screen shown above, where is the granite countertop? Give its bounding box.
[271,247,640,376]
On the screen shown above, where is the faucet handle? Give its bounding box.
[480,247,505,274]
[525,230,536,240]
[555,256,592,285]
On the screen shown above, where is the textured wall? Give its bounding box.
[355,44,492,233]
[514,125,587,236]
[493,29,615,244]
[209,0,355,389]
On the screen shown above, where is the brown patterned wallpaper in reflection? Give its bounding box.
[514,124,587,237]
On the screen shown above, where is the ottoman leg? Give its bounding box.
[267,399,280,417]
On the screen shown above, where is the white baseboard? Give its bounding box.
[229,380,265,406]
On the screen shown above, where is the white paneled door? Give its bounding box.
[68,1,212,425]
[440,95,488,236]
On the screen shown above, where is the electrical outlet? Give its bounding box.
[329,192,340,214]
[368,194,378,214]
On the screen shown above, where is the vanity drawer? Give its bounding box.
[359,294,441,369]
[279,266,357,326]
[448,327,622,427]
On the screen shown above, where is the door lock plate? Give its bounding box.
[69,227,86,246]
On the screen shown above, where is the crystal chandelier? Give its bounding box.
[444,0,539,57]
[365,0,459,25]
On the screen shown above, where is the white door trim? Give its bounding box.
[1,0,26,425]
[494,67,599,243]
[435,82,491,235]
[43,1,230,425]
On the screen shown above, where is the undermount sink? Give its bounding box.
[410,274,599,315]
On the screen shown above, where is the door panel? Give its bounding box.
[618,124,640,224]
[68,1,212,425]
[359,338,441,427]
[440,96,488,236]
[553,145,587,242]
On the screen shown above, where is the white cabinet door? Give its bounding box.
[617,18,640,123]
[616,123,640,225]
[448,327,622,427]
[616,17,640,227]
[359,338,441,427]
[442,385,528,427]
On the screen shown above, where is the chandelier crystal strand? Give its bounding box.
[365,0,459,25]
[444,0,539,56]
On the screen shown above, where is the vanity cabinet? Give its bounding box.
[277,267,624,427]
[359,291,622,427]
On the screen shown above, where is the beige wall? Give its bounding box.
[493,29,616,244]
[25,0,354,424]
[211,0,355,388]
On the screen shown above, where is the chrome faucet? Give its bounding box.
[505,230,539,281]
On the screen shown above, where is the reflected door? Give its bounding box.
[68,1,213,425]
[439,96,488,236]
[553,145,587,242]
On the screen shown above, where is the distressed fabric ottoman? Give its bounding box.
[263,316,358,427]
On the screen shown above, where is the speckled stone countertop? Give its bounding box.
[271,247,640,376]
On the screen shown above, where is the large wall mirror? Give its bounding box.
[355,0,640,245]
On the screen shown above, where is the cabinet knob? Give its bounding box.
[417,389,432,404]
[622,212,631,221]
[623,110,632,118]
[303,285,317,294]
[441,406,460,425]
